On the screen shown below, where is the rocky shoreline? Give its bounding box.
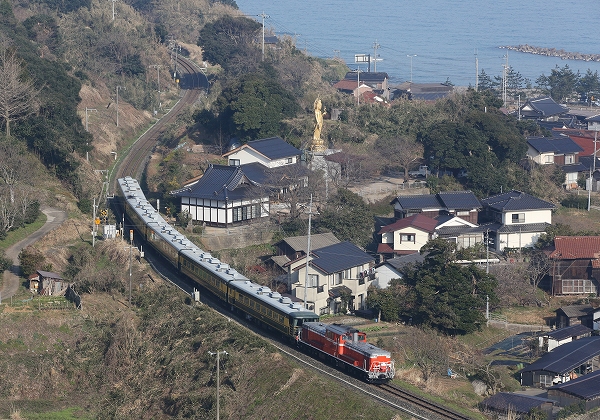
[500,44,600,62]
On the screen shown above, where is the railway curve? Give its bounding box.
[109,55,205,194]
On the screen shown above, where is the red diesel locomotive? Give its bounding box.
[298,322,395,382]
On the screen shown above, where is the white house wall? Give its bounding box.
[374,265,403,289]
[227,148,298,168]
[502,209,552,225]
[497,231,542,251]
[393,228,429,253]
[180,196,268,224]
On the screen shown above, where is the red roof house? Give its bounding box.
[377,214,438,257]
[549,236,600,295]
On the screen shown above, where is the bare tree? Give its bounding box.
[0,137,29,203]
[396,328,449,383]
[526,251,551,306]
[376,136,424,180]
[0,47,40,137]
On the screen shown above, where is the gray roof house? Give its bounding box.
[526,136,585,189]
[519,96,568,121]
[480,392,555,419]
[283,241,376,315]
[519,336,600,388]
[480,191,555,252]
[548,370,600,411]
[391,191,481,224]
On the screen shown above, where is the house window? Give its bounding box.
[287,157,293,164]
[229,159,240,166]
[511,213,525,223]
[307,274,319,287]
[565,154,575,164]
[400,234,416,243]
[344,268,351,279]
[544,155,554,164]
[332,272,343,285]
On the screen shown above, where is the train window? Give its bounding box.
[267,310,272,318]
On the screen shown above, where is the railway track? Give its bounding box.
[377,383,475,420]
[110,56,205,194]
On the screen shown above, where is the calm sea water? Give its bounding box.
[237,0,600,87]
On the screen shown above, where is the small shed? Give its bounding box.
[29,270,67,296]
[555,304,595,328]
[538,324,593,352]
[519,336,600,387]
[548,370,600,411]
[480,392,554,419]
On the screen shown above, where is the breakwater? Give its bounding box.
[500,45,600,62]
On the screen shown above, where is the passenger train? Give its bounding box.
[116,177,395,382]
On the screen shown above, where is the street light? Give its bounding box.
[208,350,228,420]
[407,54,417,83]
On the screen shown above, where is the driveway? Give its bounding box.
[0,207,67,302]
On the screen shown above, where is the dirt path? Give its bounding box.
[0,207,67,302]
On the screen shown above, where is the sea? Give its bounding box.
[237,0,600,88]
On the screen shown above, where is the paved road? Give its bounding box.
[0,207,67,302]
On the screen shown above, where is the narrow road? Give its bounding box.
[0,207,67,302]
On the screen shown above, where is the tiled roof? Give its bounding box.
[438,191,482,210]
[496,222,551,233]
[519,337,600,375]
[343,71,389,82]
[310,241,374,274]
[393,191,480,211]
[556,304,595,319]
[481,190,555,212]
[377,242,417,255]
[522,96,568,118]
[586,114,600,122]
[481,392,554,414]
[562,162,588,173]
[527,137,584,154]
[37,270,63,280]
[277,232,340,254]
[223,137,300,160]
[550,236,600,259]
[544,324,592,341]
[548,370,600,400]
[377,253,425,270]
[171,164,260,201]
[378,214,438,234]
[333,79,361,91]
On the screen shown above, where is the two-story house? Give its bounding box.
[284,241,376,315]
[377,214,438,258]
[172,137,308,227]
[479,190,555,252]
[334,71,390,100]
[526,136,585,189]
[549,236,600,296]
[391,191,481,224]
[223,136,301,168]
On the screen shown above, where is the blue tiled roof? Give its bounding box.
[527,137,583,154]
[438,191,481,209]
[519,336,600,375]
[245,137,301,160]
[562,162,588,173]
[548,370,600,400]
[171,164,260,201]
[394,191,480,211]
[310,241,374,274]
[481,393,553,414]
[523,96,568,118]
[481,190,556,211]
[545,324,592,341]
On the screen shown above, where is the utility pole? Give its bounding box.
[129,229,133,304]
[372,40,380,72]
[85,107,97,133]
[352,67,362,106]
[588,130,598,211]
[502,53,509,107]
[149,65,163,109]
[110,0,117,20]
[407,54,417,83]
[116,86,125,127]
[92,198,98,247]
[303,194,313,310]
[258,11,269,61]
[208,351,228,420]
[475,49,479,92]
